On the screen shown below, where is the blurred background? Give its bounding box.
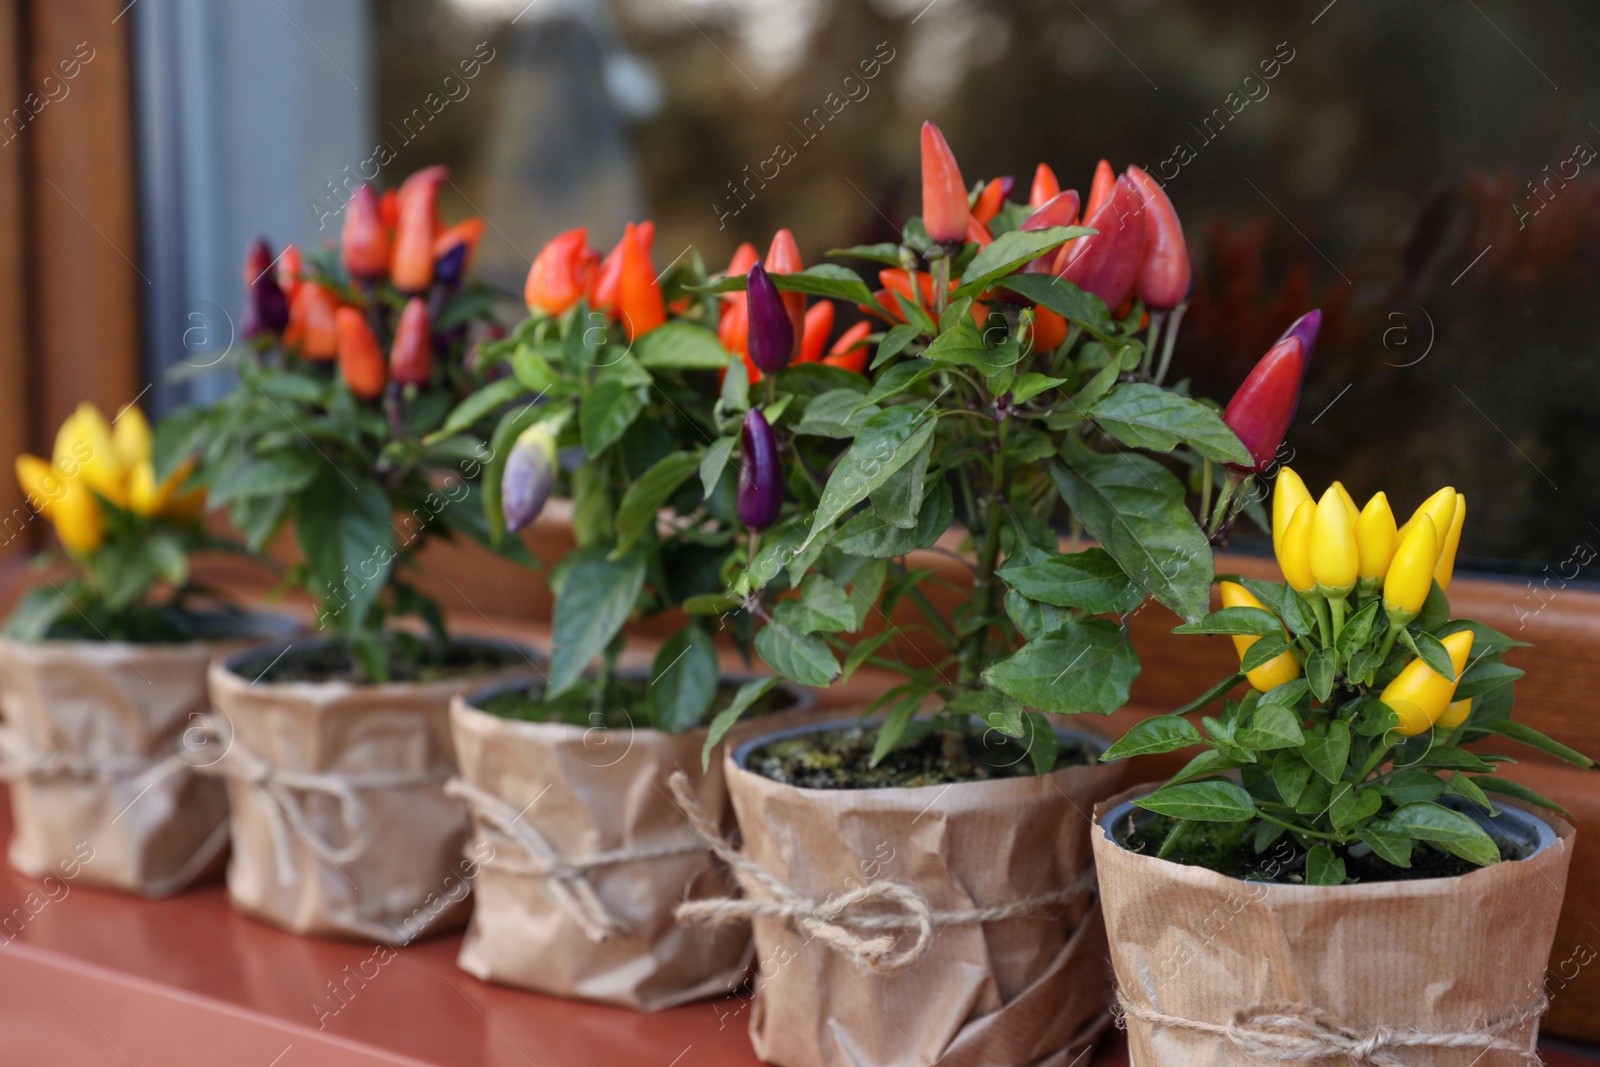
[4,0,1599,577]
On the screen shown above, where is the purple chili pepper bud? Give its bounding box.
[502,424,558,533]
[738,408,782,530]
[1275,308,1322,365]
[745,263,794,376]
[434,242,469,288]
[254,276,290,334]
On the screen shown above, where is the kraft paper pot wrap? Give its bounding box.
[683,719,1125,1067]
[1092,783,1575,1067]
[0,616,296,898]
[206,638,537,943]
[445,674,814,1010]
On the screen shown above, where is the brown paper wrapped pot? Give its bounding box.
[0,616,295,898]
[1092,783,1574,1066]
[447,676,815,1010]
[206,637,537,943]
[709,718,1126,1067]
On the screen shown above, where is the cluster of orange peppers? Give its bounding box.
[260,166,485,399]
[524,222,665,342]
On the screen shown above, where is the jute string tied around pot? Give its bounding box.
[189,717,448,886]
[444,777,711,942]
[1116,996,1548,1066]
[666,770,1096,976]
[0,727,196,787]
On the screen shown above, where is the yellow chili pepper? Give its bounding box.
[54,403,126,508]
[1355,492,1397,580]
[112,406,152,471]
[1383,514,1438,622]
[48,479,105,554]
[1330,480,1358,523]
[1278,499,1316,593]
[1272,466,1312,546]
[1310,486,1358,596]
[1220,581,1302,691]
[15,455,60,518]
[1436,698,1472,732]
[1434,493,1466,590]
[1399,486,1456,545]
[1380,629,1474,735]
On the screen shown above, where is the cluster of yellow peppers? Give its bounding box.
[14,404,203,554]
[1222,467,1476,737]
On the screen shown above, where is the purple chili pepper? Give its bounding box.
[745,262,794,376]
[502,424,557,533]
[1276,308,1322,365]
[738,408,782,530]
[434,242,470,288]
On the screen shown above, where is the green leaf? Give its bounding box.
[1305,845,1346,885]
[805,406,937,549]
[700,436,735,497]
[1240,635,1292,673]
[1355,823,1414,867]
[1134,780,1256,823]
[1166,748,1247,786]
[950,687,1026,738]
[1052,446,1212,622]
[872,323,919,370]
[1405,629,1456,682]
[998,273,1116,337]
[1305,648,1336,703]
[870,688,926,766]
[719,355,749,412]
[1387,802,1501,866]
[1101,715,1202,760]
[702,677,781,769]
[1173,607,1283,637]
[1171,673,1247,717]
[1446,772,1498,815]
[1271,752,1313,806]
[1303,720,1350,783]
[1476,778,1572,819]
[579,379,645,457]
[613,451,698,557]
[826,242,904,266]
[208,449,321,505]
[840,630,896,683]
[1382,768,1447,805]
[1335,600,1381,661]
[983,618,1139,715]
[1328,782,1382,828]
[755,622,840,687]
[951,226,1092,298]
[294,472,393,631]
[1483,721,1594,768]
[428,377,530,443]
[1237,704,1304,750]
[772,575,857,635]
[833,480,952,558]
[634,321,730,369]
[1435,619,1531,657]
[649,627,720,733]
[998,548,1144,615]
[922,321,1020,377]
[1453,656,1525,700]
[796,390,881,438]
[1011,373,1069,403]
[1086,384,1252,467]
[548,548,647,695]
[862,360,940,406]
[511,346,563,393]
[1022,712,1060,775]
[870,430,935,529]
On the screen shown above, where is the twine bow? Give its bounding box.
[666,770,1094,976]
[1118,997,1548,1066]
[446,777,711,942]
[192,720,448,887]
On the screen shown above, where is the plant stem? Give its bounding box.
[1312,593,1332,648]
[933,255,950,321]
[1328,595,1347,652]
[1143,311,1166,379]
[1198,459,1215,528]
[958,418,1008,686]
[1154,300,1188,385]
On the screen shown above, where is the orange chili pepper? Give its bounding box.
[389,297,432,386]
[335,306,387,398]
[390,177,437,292]
[919,121,969,243]
[615,222,664,341]
[972,177,1009,225]
[797,301,835,364]
[341,185,390,279]
[1084,158,1115,218]
[765,228,806,357]
[820,320,871,373]
[285,283,340,360]
[1030,163,1060,208]
[526,228,599,316]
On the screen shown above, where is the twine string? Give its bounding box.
[1118,996,1548,1066]
[665,770,1095,976]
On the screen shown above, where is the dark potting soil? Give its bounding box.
[1122,808,1518,883]
[237,640,528,685]
[476,677,800,730]
[746,724,1095,789]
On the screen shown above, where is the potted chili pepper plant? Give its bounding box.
[159,166,540,941]
[1094,468,1587,1065]
[1,403,288,896]
[431,222,822,1008]
[670,122,1316,1067]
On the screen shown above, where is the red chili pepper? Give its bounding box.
[1084,159,1115,218]
[335,306,387,398]
[389,297,433,386]
[616,222,664,341]
[1126,166,1190,310]
[919,121,969,244]
[284,283,340,360]
[820,320,871,373]
[1052,174,1147,309]
[379,189,400,231]
[973,178,1008,225]
[965,216,994,247]
[395,166,447,230]
[797,300,834,364]
[719,295,750,358]
[276,244,304,303]
[1223,334,1309,473]
[390,178,437,293]
[1022,189,1081,231]
[1030,163,1060,208]
[525,227,599,316]
[765,228,806,357]
[342,185,391,279]
[722,242,759,304]
[1027,307,1068,352]
[591,236,625,313]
